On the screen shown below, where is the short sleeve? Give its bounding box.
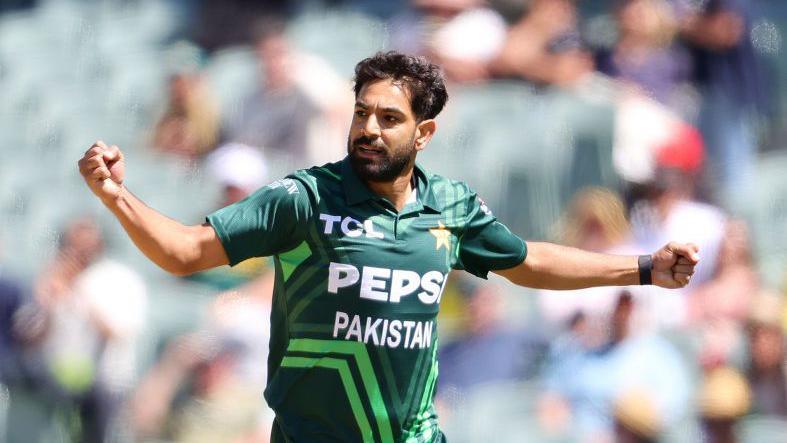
[206,177,312,266]
[454,191,527,278]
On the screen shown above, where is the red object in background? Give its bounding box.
[656,123,705,174]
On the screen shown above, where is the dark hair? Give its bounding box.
[353,51,448,121]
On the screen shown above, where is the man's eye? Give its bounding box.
[385,116,399,123]
[355,110,366,117]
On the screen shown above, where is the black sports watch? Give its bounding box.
[638,255,653,285]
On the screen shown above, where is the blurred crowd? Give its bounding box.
[1,0,786,442]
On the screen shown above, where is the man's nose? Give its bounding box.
[361,114,381,138]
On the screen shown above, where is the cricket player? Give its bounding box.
[78,51,699,443]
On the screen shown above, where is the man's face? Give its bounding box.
[347,79,421,182]
[62,218,104,265]
[258,35,291,90]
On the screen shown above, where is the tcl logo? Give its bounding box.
[319,213,384,239]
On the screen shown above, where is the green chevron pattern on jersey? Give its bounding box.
[279,240,312,281]
[206,157,527,442]
[285,338,394,442]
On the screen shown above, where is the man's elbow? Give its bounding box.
[160,243,203,276]
[167,264,194,277]
[160,260,196,277]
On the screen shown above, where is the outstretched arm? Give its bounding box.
[493,241,699,290]
[78,141,229,276]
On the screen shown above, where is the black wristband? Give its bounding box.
[638,255,653,285]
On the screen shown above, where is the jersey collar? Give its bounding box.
[340,156,443,213]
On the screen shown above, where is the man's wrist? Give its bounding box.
[100,184,126,208]
[638,254,653,285]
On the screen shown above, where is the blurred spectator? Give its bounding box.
[688,220,758,367]
[152,71,221,158]
[33,217,147,443]
[186,142,275,435]
[539,187,636,329]
[538,292,691,442]
[653,121,705,178]
[698,366,752,443]
[0,243,51,443]
[612,91,687,187]
[745,289,787,417]
[206,142,269,207]
[134,229,275,442]
[675,0,771,207]
[389,0,507,83]
[185,143,271,290]
[612,83,705,195]
[437,279,543,400]
[595,0,694,115]
[202,265,276,435]
[208,274,274,398]
[489,0,593,87]
[622,127,726,331]
[613,107,723,327]
[556,187,631,252]
[224,18,347,168]
[131,333,269,443]
[628,127,725,324]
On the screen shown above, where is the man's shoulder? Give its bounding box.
[289,161,343,185]
[284,161,345,204]
[423,171,477,207]
[426,171,468,191]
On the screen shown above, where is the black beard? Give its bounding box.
[347,135,415,182]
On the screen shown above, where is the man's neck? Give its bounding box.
[366,170,415,212]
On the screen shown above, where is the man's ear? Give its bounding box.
[414,119,437,152]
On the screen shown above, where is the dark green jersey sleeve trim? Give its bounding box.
[454,189,527,279]
[206,177,312,266]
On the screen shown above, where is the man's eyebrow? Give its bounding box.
[380,106,405,116]
[354,101,406,116]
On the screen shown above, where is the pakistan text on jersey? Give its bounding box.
[333,311,434,349]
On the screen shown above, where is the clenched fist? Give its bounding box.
[652,242,700,289]
[78,141,125,202]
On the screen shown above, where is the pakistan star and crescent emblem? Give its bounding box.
[429,221,451,251]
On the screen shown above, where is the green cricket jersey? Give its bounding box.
[206,157,527,443]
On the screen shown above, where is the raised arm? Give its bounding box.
[78,141,229,276]
[493,241,699,290]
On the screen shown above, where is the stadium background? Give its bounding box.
[0,0,786,442]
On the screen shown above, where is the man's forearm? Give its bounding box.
[101,185,204,275]
[496,242,641,290]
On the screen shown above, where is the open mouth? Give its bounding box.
[356,144,385,156]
